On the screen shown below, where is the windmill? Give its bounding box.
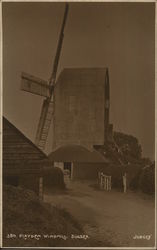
[21,4,69,150]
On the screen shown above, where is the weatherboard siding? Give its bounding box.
[3,117,47,169]
[3,117,49,195]
[53,68,107,150]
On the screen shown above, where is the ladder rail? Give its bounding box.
[35,100,54,150]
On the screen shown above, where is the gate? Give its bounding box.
[98,172,111,191]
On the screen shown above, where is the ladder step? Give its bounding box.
[42,129,48,133]
[39,142,45,145]
[45,118,52,122]
[41,136,47,139]
[46,118,52,121]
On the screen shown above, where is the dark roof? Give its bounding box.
[3,117,51,171]
[3,117,48,157]
[49,145,109,163]
[56,67,108,88]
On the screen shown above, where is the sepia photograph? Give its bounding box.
[1,1,156,248]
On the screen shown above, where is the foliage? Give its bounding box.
[42,167,65,189]
[139,163,155,194]
[113,132,155,193]
[139,157,152,167]
[129,168,142,190]
[96,131,154,193]
[113,131,142,161]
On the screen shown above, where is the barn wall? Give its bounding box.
[53,68,107,150]
[3,117,50,195]
[72,162,106,180]
[3,118,46,169]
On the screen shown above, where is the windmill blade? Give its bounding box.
[35,98,54,150]
[49,3,69,87]
[35,4,69,150]
[21,72,50,98]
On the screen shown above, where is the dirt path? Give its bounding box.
[44,180,155,247]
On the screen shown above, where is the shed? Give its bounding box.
[3,117,52,195]
[49,145,109,180]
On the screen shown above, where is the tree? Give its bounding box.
[113,131,142,161]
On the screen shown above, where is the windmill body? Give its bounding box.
[53,67,110,151]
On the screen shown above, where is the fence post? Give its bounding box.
[101,173,103,189]
[123,173,127,193]
[109,176,111,190]
[98,172,101,188]
[39,177,43,200]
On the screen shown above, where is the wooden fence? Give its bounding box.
[98,172,111,191]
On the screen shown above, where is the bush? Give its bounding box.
[42,167,65,189]
[129,169,141,190]
[139,164,155,194]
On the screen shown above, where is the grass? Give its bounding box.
[3,184,108,247]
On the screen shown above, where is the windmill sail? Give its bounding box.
[35,4,69,150]
[49,3,69,87]
[21,72,50,98]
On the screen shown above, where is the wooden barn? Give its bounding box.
[49,145,109,180]
[3,117,52,195]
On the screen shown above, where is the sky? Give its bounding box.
[2,2,155,159]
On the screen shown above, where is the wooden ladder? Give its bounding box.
[35,99,54,150]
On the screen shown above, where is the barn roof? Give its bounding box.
[49,144,109,163]
[3,117,51,172]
